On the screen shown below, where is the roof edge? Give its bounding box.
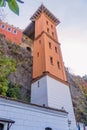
[30,4,60,26]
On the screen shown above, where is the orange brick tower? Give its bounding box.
[32,5,67,81]
[24,4,76,130]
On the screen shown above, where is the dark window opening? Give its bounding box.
[47,28,49,33]
[13,29,17,34]
[45,127,52,130]
[37,81,40,87]
[50,57,53,65]
[37,52,39,57]
[7,27,12,32]
[51,25,53,29]
[52,32,54,37]
[26,47,31,52]
[1,24,5,29]
[49,42,52,49]
[57,61,61,69]
[46,21,48,25]
[0,123,4,130]
[43,104,45,107]
[55,47,57,53]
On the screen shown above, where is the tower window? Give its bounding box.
[50,57,53,65]
[45,127,52,130]
[57,61,61,69]
[7,27,12,32]
[37,52,39,57]
[49,42,52,49]
[46,21,49,25]
[52,32,54,37]
[0,123,4,130]
[39,40,41,44]
[51,25,53,29]
[47,28,49,33]
[55,47,57,53]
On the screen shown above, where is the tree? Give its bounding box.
[7,82,21,99]
[0,0,24,15]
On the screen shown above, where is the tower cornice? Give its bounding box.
[30,4,60,26]
[32,71,69,86]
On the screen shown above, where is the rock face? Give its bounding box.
[66,69,87,124]
[0,34,33,101]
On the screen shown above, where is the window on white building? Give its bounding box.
[45,127,52,130]
[0,117,15,130]
[37,81,40,87]
[0,123,4,130]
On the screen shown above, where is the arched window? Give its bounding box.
[13,29,17,34]
[1,24,5,29]
[45,127,52,130]
[7,27,12,32]
[26,47,31,52]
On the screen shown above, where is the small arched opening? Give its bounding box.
[26,47,31,53]
[45,127,52,130]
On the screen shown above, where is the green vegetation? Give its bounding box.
[7,82,21,99]
[0,34,32,102]
[0,52,17,96]
[0,0,24,15]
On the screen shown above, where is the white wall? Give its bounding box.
[0,97,69,130]
[31,75,77,130]
[46,76,76,130]
[31,77,48,106]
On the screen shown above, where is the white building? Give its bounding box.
[0,96,69,130]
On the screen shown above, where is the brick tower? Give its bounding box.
[24,4,76,130]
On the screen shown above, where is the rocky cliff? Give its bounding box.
[0,34,33,101]
[66,69,87,124]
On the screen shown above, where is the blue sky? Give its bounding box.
[1,0,87,76]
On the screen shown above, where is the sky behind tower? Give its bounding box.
[2,0,87,76]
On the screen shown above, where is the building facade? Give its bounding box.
[0,21,22,44]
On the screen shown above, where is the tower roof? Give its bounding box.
[30,4,60,26]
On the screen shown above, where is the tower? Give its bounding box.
[29,4,76,130]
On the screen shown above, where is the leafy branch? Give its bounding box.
[0,0,24,15]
